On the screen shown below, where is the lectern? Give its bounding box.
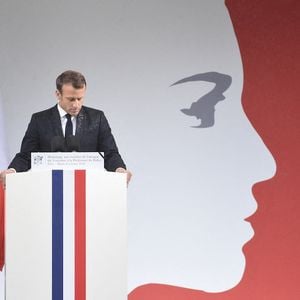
[5,169,127,300]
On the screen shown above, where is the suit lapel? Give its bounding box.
[76,107,86,140]
[50,105,64,137]
[49,105,87,140]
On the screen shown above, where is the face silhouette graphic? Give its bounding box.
[102,1,276,292]
[0,0,276,294]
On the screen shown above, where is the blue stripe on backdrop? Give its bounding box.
[52,170,64,300]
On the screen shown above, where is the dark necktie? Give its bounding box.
[65,114,73,138]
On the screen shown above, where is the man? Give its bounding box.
[0,70,131,185]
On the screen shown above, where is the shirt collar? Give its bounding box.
[57,103,69,119]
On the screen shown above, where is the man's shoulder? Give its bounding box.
[81,106,105,119]
[82,106,104,115]
[31,105,57,118]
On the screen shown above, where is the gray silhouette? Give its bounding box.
[171,72,232,128]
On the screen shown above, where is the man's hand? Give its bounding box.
[0,169,16,188]
[115,167,132,185]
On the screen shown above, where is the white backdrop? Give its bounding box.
[0,0,275,298]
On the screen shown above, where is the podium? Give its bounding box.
[5,169,127,300]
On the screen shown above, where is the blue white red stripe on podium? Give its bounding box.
[52,170,86,300]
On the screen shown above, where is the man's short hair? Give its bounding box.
[56,70,87,93]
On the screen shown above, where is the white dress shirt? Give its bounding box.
[57,104,76,136]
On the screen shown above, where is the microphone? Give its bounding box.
[65,135,80,152]
[51,136,66,152]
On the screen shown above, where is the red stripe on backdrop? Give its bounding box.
[129,0,300,299]
[75,170,86,300]
[0,184,4,270]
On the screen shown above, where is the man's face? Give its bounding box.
[56,84,85,116]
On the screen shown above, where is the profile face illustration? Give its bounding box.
[0,0,276,295]
[100,1,275,292]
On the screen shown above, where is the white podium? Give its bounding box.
[5,169,127,300]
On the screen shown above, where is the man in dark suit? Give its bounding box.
[0,70,131,185]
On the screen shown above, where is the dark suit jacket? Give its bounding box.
[8,105,126,172]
